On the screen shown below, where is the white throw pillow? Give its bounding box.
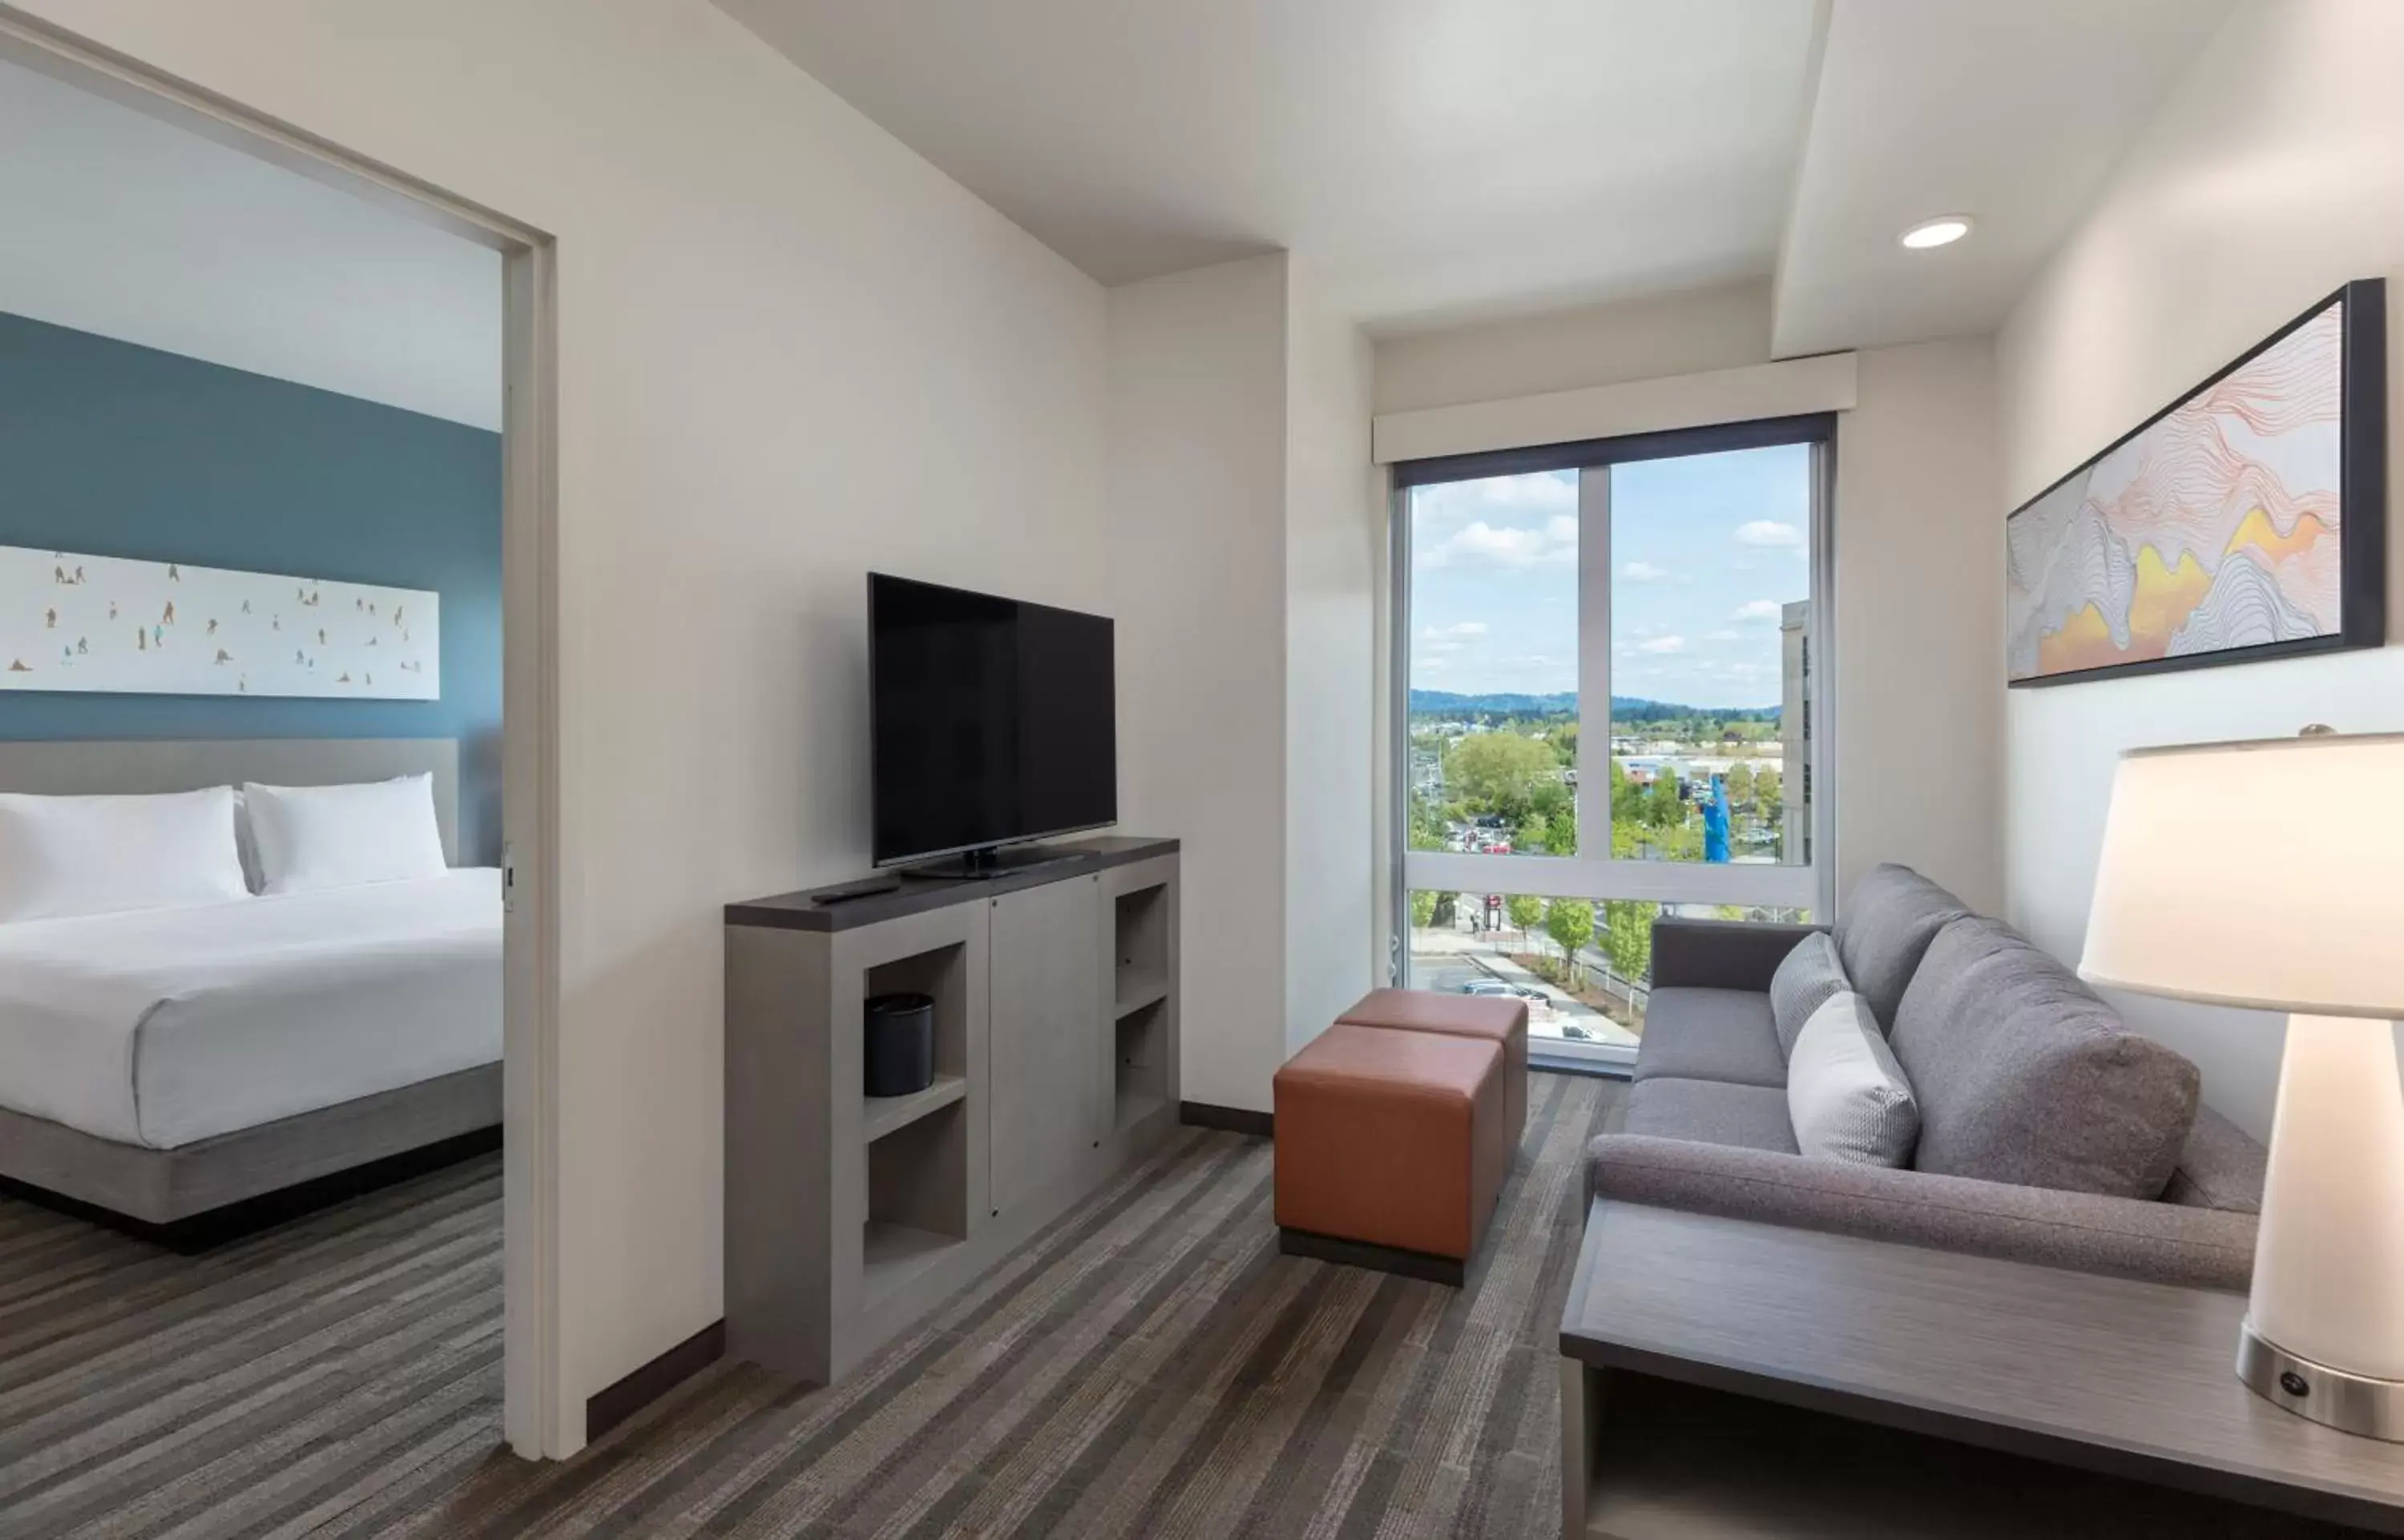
[0,787,249,922]
[242,775,449,895]
[1786,990,1919,1167]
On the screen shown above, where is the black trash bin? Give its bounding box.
[864,992,936,1098]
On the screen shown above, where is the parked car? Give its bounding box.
[1458,978,1513,998]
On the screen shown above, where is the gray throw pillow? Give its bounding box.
[1890,916,2200,1199]
[1834,865,1970,1029]
[1769,930,1850,1059]
[1786,990,1918,1167]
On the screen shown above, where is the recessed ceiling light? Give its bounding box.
[1900,216,1973,250]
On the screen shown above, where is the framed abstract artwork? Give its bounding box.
[0,546,438,700]
[2006,280,2386,687]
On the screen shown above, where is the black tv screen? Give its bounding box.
[869,574,1117,866]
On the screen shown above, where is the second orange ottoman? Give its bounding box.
[1273,1022,1509,1285]
[1337,987,1529,1142]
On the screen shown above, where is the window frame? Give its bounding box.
[1388,413,1839,1062]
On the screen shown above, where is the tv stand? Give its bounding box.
[899,844,1078,881]
[723,835,1181,1386]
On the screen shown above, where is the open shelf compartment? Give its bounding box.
[859,941,972,1304]
[1114,998,1170,1132]
[1113,882,1172,1019]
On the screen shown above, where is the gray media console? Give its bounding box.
[723,836,1181,1385]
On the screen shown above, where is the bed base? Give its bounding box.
[0,1063,501,1229]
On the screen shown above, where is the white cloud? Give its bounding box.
[1421,621,1488,639]
[1637,635,1687,655]
[1734,520,1803,549]
[1732,599,1785,622]
[1408,471,1575,536]
[1420,514,1577,570]
[1621,560,1668,583]
[1700,629,1741,643]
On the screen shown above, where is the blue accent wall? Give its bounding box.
[0,312,502,861]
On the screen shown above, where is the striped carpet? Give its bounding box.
[0,1070,1624,1538]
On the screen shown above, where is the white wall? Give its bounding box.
[1833,337,2003,913]
[1104,255,1292,1109]
[1372,281,1774,416]
[1282,262,1379,1054]
[15,0,1112,1453]
[1370,287,2004,916]
[1996,0,2404,1140]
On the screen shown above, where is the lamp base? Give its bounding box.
[2239,1319,2404,1441]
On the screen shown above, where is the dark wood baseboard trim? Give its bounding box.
[587,1320,726,1445]
[1280,1227,1465,1288]
[1180,1101,1273,1138]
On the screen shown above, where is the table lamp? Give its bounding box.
[2082,728,2404,1440]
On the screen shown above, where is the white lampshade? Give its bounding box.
[2079,732,2404,1018]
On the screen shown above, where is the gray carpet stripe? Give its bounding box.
[0,1071,1620,1540]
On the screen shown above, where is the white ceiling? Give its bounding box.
[719,0,1821,335]
[723,0,2239,351]
[0,55,502,430]
[1773,0,2235,357]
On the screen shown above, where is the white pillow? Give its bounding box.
[1786,990,1919,1167]
[0,787,248,922]
[242,775,449,895]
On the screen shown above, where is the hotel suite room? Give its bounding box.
[2,0,2404,1536]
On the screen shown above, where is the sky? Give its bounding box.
[1408,443,1813,710]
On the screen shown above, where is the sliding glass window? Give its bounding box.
[1392,417,1833,1066]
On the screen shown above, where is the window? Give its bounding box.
[1392,417,1832,1066]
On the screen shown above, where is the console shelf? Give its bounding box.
[724,837,1180,1388]
[863,1074,968,1144]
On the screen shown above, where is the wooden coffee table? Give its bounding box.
[1560,1199,2404,1538]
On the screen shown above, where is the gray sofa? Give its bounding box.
[1585,865,2268,1291]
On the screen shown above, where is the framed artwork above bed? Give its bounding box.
[2005,280,2387,687]
[0,545,439,700]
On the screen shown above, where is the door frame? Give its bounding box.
[0,8,567,1458]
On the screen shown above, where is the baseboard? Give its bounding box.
[1180,1101,1273,1138]
[586,1320,725,1445]
[1280,1227,1465,1288]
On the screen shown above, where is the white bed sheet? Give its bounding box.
[0,869,501,1149]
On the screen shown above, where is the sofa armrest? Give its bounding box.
[1585,1134,2257,1291]
[1648,918,1825,993]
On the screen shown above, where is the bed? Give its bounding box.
[0,739,502,1226]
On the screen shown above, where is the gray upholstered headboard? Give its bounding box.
[0,739,461,865]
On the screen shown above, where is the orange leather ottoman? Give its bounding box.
[1337,987,1528,1143]
[1273,1022,1509,1286]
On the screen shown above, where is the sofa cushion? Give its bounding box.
[1834,864,1970,1030]
[2163,1103,2267,1215]
[1631,988,1786,1088]
[1891,916,2200,1199]
[1624,1076,1798,1155]
[1785,991,1918,1167]
[1769,931,1850,1060]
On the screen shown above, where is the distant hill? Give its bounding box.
[1409,690,1777,723]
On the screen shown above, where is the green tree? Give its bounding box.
[1515,813,1551,854]
[1410,890,1438,929]
[1757,764,1784,832]
[1603,899,1658,1010]
[1505,893,1545,947]
[1724,760,1755,810]
[1644,774,1686,830]
[1446,732,1560,820]
[1551,722,1579,769]
[1545,899,1595,987]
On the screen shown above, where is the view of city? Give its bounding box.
[1403,448,1817,1046]
[1404,695,1811,1043]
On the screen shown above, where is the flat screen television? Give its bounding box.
[869,573,1116,869]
